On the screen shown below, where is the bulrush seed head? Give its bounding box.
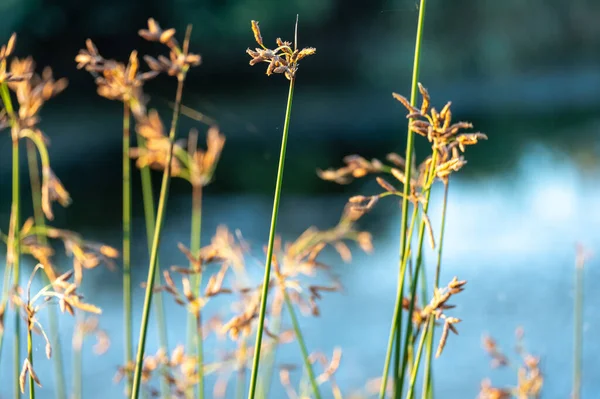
[246,19,315,80]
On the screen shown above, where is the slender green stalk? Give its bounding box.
[190,184,204,399]
[422,181,449,398]
[122,103,134,394]
[282,289,322,399]
[255,303,283,399]
[136,134,170,398]
[27,323,34,399]
[397,151,438,398]
[573,249,585,399]
[131,75,186,399]
[379,205,419,399]
[0,83,19,398]
[391,1,428,396]
[247,78,296,399]
[405,322,430,399]
[10,121,22,399]
[25,139,67,399]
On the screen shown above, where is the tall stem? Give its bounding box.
[405,321,430,399]
[379,205,419,399]
[391,1,427,396]
[188,185,204,399]
[27,322,34,399]
[72,314,83,399]
[247,77,295,399]
[25,139,67,399]
[9,123,22,399]
[0,82,21,399]
[282,289,322,399]
[422,180,449,398]
[130,75,186,399]
[573,248,585,399]
[397,151,437,398]
[136,134,170,397]
[123,103,133,393]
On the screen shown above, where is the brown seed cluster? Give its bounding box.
[393,84,487,181]
[130,111,225,188]
[478,329,543,399]
[246,20,315,80]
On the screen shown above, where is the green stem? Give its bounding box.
[196,310,204,399]
[1,82,21,399]
[405,321,430,399]
[422,180,449,398]
[27,323,34,399]
[392,1,427,397]
[573,249,585,399]
[136,134,170,398]
[397,151,438,398]
[189,184,204,399]
[123,103,133,394]
[282,289,322,399]
[12,132,21,399]
[130,75,186,399]
[379,205,419,399]
[247,77,296,399]
[25,138,67,399]
[255,302,283,399]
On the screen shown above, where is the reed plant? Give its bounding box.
[0,7,589,399]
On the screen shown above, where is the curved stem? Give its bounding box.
[130,75,186,399]
[25,138,67,399]
[391,1,428,397]
[282,289,322,399]
[123,102,133,393]
[2,81,22,399]
[422,180,449,398]
[247,77,295,399]
[136,133,170,398]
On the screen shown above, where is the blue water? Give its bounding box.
[1,144,599,398]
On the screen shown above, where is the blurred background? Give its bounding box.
[1,0,600,397]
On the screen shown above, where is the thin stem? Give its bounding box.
[573,249,585,399]
[247,77,296,399]
[27,323,34,399]
[392,1,428,397]
[283,289,322,399]
[123,102,133,394]
[1,82,21,399]
[26,138,67,399]
[190,184,204,399]
[130,75,186,399]
[12,132,21,399]
[136,134,170,398]
[405,322,430,399]
[379,204,420,399]
[398,151,438,397]
[422,181,449,398]
[255,300,283,399]
[196,310,205,399]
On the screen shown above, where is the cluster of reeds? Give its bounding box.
[0,4,588,399]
